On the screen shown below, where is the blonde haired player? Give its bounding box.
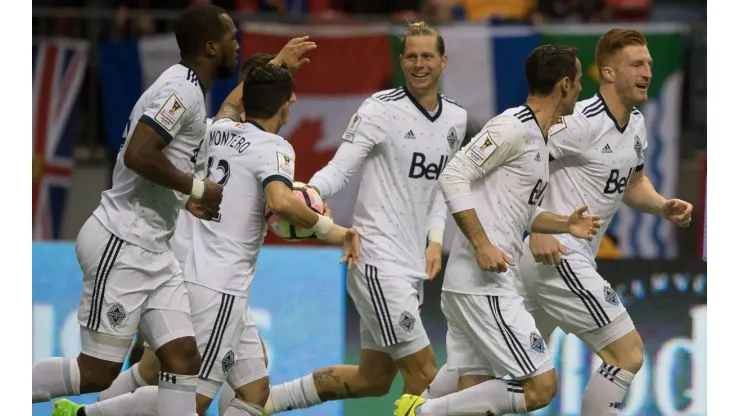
[517,29,693,415]
[265,21,468,413]
[395,44,598,416]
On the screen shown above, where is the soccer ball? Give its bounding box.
[265,181,325,241]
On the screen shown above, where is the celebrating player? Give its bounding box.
[517,29,693,415]
[394,44,599,416]
[265,21,468,413]
[32,5,238,416]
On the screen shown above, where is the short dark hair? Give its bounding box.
[401,21,445,56]
[525,45,579,96]
[242,65,294,119]
[238,53,277,83]
[175,4,228,59]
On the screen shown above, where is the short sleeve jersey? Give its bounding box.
[184,120,296,296]
[94,63,208,252]
[543,93,648,262]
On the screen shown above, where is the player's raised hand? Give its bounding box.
[475,243,515,273]
[275,36,317,73]
[567,205,601,240]
[662,199,693,228]
[340,228,361,270]
[529,233,568,265]
[185,198,213,221]
[425,242,443,280]
[200,178,223,215]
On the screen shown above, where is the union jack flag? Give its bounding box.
[32,39,89,240]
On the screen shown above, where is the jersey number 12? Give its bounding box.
[206,157,231,222]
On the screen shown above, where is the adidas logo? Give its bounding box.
[404,130,416,140]
[601,144,613,153]
[534,152,541,162]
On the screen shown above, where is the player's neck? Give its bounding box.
[525,96,560,136]
[599,86,631,127]
[244,117,280,134]
[405,84,440,112]
[181,58,216,91]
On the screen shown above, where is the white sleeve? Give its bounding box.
[192,118,212,180]
[439,116,525,214]
[426,114,468,236]
[635,119,648,171]
[255,139,296,189]
[139,78,201,144]
[309,98,387,198]
[547,111,591,160]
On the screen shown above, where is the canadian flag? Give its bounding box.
[241,23,396,245]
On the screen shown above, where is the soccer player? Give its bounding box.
[518,29,693,415]
[265,21,468,414]
[32,5,239,416]
[53,64,360,416]
[92,52,284,404]
[394,44,601,416]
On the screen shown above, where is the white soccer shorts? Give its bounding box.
[346,263,430,360]
[518,246,635,352]
[187,283,267,399]
[441,287,554,380]
[75,216,193,362]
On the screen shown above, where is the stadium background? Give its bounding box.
[32,0,706,415]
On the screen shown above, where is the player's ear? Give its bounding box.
[440,54,448,71]
[560,77,571,98]
[601,66,616,83]
[205,40,218,58]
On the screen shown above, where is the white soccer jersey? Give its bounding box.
[184,119,296,296]
[543,93,648,262]
[171,118,213,266]
[94,63,208,252]
[309,87,467,279]
[442,106,549,295]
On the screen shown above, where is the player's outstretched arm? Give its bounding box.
[624,170,693,227]
[530,206,600,240]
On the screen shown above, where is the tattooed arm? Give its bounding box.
[214,102,242,122]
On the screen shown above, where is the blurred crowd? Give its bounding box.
[35,0,707,40]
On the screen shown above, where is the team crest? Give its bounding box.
[276,151,295,178]
[634,135,643,158]
[604,286,620,306]
[530,333,545,353]
[222,350,235,374]
[465,131,499,167]
[399,311,416,333]
[446,127,458,150]
[549,116,567,136]
[107,303,126,328]
[169,100,182,115]
[342,113,362,143]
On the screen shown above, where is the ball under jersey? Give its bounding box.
[184,119,296,296]
[443,106,549,296]
[309,87,467,280]
[543,93,648,264]
[94,62,208,252]
[171,118,213,266]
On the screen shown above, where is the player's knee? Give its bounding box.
[618,342,644,374]
[523,370,558,411]
[601,331,644,374]
[76,354,123,393]
[156,337,201,375]
[235,378,270,407]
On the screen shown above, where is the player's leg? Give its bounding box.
[419,363,459,399]
[221,314,271,415]
[536,256,642,415]
[399,291,557,415]
[220,328,269,415]
[33,217,138,402]
[98,343,161,400]
[138,262,202,416]
[265,264,401,413]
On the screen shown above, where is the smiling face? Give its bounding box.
[610,44,653,105]
[400,34,447,93]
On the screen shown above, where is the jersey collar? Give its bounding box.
[245,120,266,132]
[519,105,548,145]
[178,60,207,98]
[596,92,629,134]
[403,86,443,123]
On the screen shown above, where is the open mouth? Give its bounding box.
[411,73,430,79]
[636,83,649,91]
